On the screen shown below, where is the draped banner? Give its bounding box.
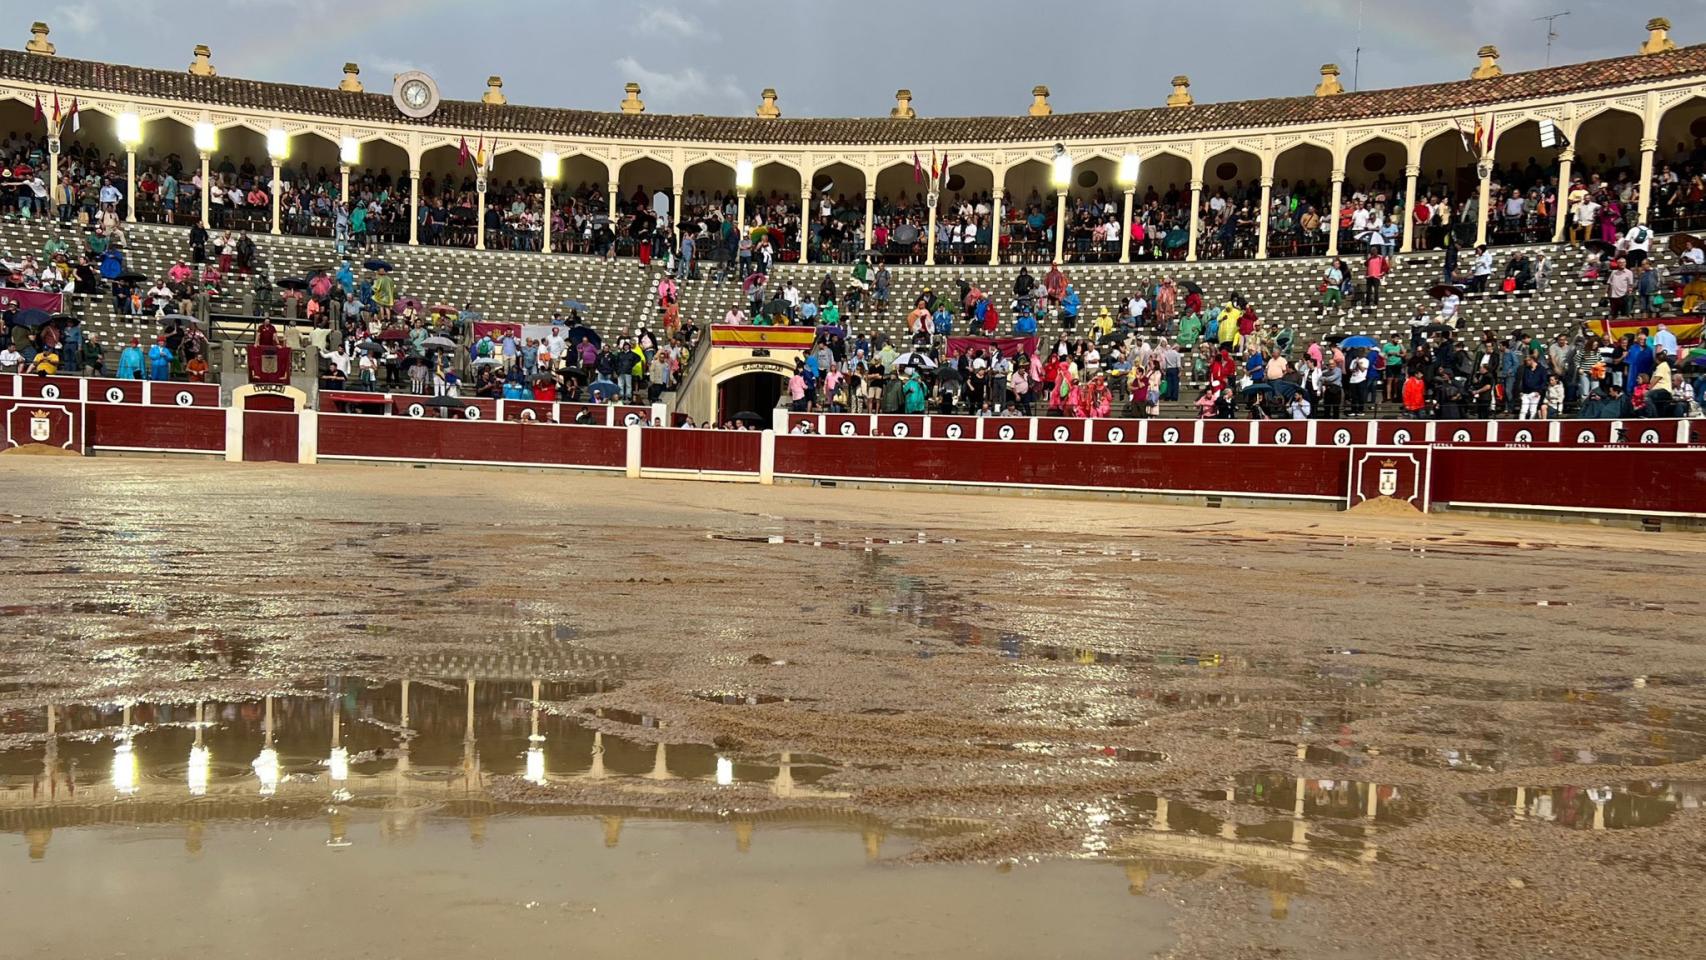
[0,289,64,314]
[945,335,1038,359]
[1584,317,1702,346]
[709,324,816,350]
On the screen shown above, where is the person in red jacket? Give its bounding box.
[1401,369,1427,419]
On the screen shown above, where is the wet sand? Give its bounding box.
[2,458,1704,958]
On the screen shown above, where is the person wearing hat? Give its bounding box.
[147,337,173,381]
[117,338,144,380]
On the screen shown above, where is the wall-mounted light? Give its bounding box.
[1050,144,1073,189]
[540,150,560,181]
[117,112,142,148]
[735,158,754,190]
[266,127,289,160]
[1118,153,1140,186]
[339,136,360,165]
[193,121,216,153]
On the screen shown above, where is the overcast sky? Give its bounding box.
[34,0,1700,117]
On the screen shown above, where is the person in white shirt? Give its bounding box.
[1469,245,1494,293]
[1571,197,1599,246]
[1621,222,1653,269]
[0,345,22,372]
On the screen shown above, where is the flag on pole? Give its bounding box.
[68,98,80,134]
[1479,113,1495,159]
[475,135,486,170]
[484,138,495,172]
[940,152,950,187]
[50,92,61,131]
[457,136,470,167]
[1455,117,1474,154]
[930,150,939,182]
[1471,113,1486,158]
[32,93,43,128]
[912,151,923,183]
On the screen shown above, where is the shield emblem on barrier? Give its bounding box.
[30,410,52,442]
[260,353,279,375]
[1377,466,1399,497]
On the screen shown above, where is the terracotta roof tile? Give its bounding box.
[4,45,1704,145]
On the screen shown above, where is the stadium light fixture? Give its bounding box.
[266,128,289,160]
[340,137,360,165]
[116,112,142,148]
[540,150,560,181]
[735,158,754,190]
[1051,144,1072,189]
[1537,119,1571,150]
[193,121,216,153]
[1118,153,1140,186]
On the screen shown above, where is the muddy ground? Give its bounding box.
[2,457,1704,959]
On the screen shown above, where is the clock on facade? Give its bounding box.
[392,71,440,119]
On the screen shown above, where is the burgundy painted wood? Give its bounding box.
[774,435,1349,498]
[1429,447,1706,514]
[640,428,762,472]
[85,403,224,452]
[317,414,627,468]
[242,410,299,462]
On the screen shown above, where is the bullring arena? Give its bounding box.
[3,12,1706,959]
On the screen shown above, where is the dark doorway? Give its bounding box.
[717,372,784,426]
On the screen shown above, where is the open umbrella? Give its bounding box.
[426,304,456,314]
[1338,335,1379,349]
[472,357,504,367]
[1422,322,1456,334]
[587,377,618,399]
[814,325,847,340]
[422,336,457,349]
[363,258,393,271]
[561,298,590,312]
[762,298,791,317]
[115,270,147,284]
[741,273,767,294]
[731,411,767,427]
[393,296,423,314]
[160,313,197,326]
[50,313,79,326]
[1428,284,1467,299]
[356,340,387,355]
[566,325,601,348]
[1241,382,1278,399]
[376,328,410,341]
[424,394,466,410]
[1680,348,1706,369]
[11,308,52,328]
[893,351,938,370]
[276,277,310,291]
[1583,239,1617,256]
[1667,233,1700,256]
[1179,280,1204,296]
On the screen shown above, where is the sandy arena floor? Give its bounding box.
[1,457,1704,959]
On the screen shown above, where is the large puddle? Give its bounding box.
[0,678,1174,957]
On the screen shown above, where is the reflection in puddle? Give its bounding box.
[0,677,853,865]
[1463,780,1705,830]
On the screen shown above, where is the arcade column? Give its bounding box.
[227,343,313,464]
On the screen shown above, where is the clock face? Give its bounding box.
[392,71,439,119]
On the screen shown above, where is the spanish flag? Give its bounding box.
[711,326,817,349]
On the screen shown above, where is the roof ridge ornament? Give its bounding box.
[756,88,780,118]
[483,76,507,106]
[1314,64,1343,97]
[891,89,916,119]
[339,63,363,93]
[621,82,645,114]
[189,44,215,77]
[1640,18,1676,56]
[26,22,55,56]
[1167,75,1193,108]
[1029,85,1052,117]
[1471,44,1502,80]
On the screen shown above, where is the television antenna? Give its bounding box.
[1535,11,1570,67]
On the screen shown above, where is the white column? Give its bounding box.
[1326,170,1344,256]
[606,180,618,223]
[1401,164,1419,252]
[1185,180,1202,263]
[542,181,553,254]
[199,152,210,228]
[1552,152,1573,243]
[736,191,747,243]
[407,169,420,246]
[925,192,939,266]
[1255,176,1273,259]
[1119,188,1134,263]
[475,173,487,250]
[862,188,875,251]
[1637,138,1656,223]
[673,180,684,247]
[125,150,137,222]
[989,188,1005,266]
[1053,190,1067,263]
[1473,164,1491,247]
[270,163,282,235]
[339,164,350,206]
[799,189,812,262]
[47,137,59,223]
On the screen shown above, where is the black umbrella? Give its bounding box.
[731,411,767,426]
[1583,239,1617,256]
[1428,284,1467,299]
[50,313,79,326]
[762,298,791,317]
[276,277,310,291]
[357,340,387,355]
[363,258,394,271]
[1241,382,1278,399]
[115,270,147,284]
[424,394,466,409]
[1178,280,1204,296]
[566,325,601,348]
[1423,322,1456,334]
[12,308,52,328]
